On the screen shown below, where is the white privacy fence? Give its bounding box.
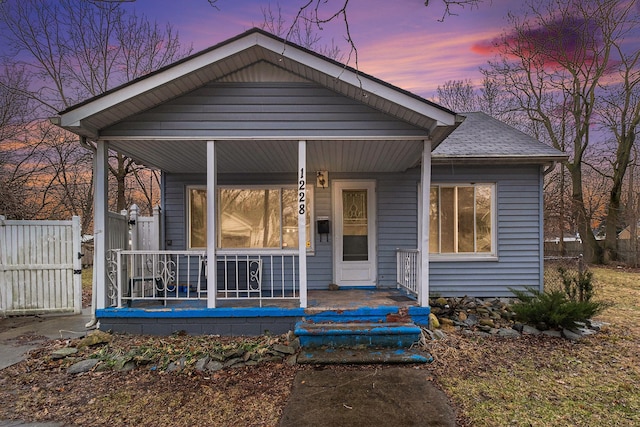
[0,216,82,315]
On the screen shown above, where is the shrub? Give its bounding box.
[557,267,594,302]
[510,287,608,330]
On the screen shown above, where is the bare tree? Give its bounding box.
[596,1,640,261]
[435,79,478,112]
[0,0,192,218]
[481,0,635,264]
[258,2,343,61]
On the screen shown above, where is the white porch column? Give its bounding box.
[298,140,308,308]
[206,141,217,308]
[419,139,432,307]
[94,140,108,310]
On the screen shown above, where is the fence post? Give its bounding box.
[0,215,6,315]
[129,205,138,250]
[152,205,161,250]
[578,254,584,275]
[72,216,82,314]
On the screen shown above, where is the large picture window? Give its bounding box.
[429,184,494,256]
[188,186,313,251]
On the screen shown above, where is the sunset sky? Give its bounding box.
[124,0,520,99]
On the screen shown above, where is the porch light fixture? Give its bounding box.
[316,171,328,188]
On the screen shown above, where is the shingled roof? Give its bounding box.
[433,111,566,164]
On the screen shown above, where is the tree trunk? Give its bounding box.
[604,133,635,262]
[570,169,602,264]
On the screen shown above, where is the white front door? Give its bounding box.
[333,180,377,287]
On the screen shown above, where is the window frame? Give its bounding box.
[186,184,315,254]
[429,183,497,261]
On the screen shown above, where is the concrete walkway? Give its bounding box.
[279,367,457,427]
[0,309,93,370]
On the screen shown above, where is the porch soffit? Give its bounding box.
[107,139,425,174]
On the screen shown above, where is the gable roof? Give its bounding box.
[433,112,566,164]
[54,28,461,145]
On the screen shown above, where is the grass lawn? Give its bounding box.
[429,266,640,426]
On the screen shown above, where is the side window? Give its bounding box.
[429,184,494,255]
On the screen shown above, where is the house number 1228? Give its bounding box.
[299,168,305,215]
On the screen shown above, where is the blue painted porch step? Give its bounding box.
[295,321,422,349]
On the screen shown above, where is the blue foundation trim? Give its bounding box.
[97,307,305,319]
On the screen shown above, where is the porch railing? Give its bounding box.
[216,251,299,306]
[396,248,419,297]
[107,249,299,307]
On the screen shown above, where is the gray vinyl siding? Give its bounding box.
[429,164,543,297]
[163,164,544,297]
[102,82,428,139]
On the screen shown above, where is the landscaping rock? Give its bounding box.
[51,347,78,359]
[223,348,245,360]
[67,358,99,374]
[272,344,296,355]
[206,361,224,372]
[542,330,562,338]
[77,330,112,348]
[497,328,521,338]
[457,312,467,322]
[479,319,495,328]
[561,328,583,341]
[119,360,136,372]
[521,325,542,335]
[464,314,478,327]
[195,356,210,372]
[429,313,440,329]
[167,357,187,372]
[440,318,454,327]
[223,357,243,368]
[286,354,298,366]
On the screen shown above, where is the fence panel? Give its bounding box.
[0,216,82,315]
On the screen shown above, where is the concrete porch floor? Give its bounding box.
[125,288,419,310]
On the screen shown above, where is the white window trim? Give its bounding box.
[429,183,497,262]
[187,184,315,253]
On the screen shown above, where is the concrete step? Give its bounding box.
[303,306,430,326]
[295,321,423,349]
[297,348,433,364]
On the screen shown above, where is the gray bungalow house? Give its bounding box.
[53,29,565,336]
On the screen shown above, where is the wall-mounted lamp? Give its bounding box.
[316,171,328,188]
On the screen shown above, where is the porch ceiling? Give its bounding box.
[108,138,425,173]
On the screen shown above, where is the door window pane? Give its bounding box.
[343,190,368,261]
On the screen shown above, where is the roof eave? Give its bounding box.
[54,28,458,138]
[432,155,568,165]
